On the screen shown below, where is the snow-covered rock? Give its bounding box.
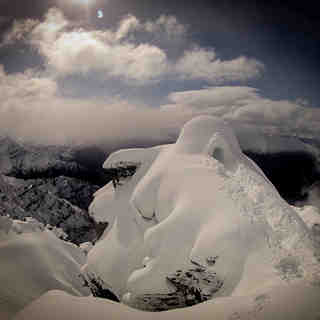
[84,116,320,311]
[0,174,105,244]
[0,216,90,319]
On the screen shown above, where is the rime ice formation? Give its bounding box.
[83,116,320,311]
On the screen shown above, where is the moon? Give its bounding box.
[97,9,104,19]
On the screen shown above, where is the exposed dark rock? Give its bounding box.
[129,260,223,312]
[0,138,110,245]
[0,174,107,244]
[80,273,120,302]
[107,161,140,189]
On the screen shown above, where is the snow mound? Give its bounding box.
[0,216,90,319]
[82,115,320,312]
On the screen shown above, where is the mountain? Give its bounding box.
[1,117,320,319]
[13,115,320,320]
[0,137,109,244]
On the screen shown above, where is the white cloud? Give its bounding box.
[175,48,264,83]
[46,31,168,82]
[144,15,187,38]
[0,64,319,148]
[0,65,193,146]
[163,86,320,137]
[167,86,259,109]
[1,8,264,85]
[30,8,69,47]
[27,10,169,83]
[115,14,141,40]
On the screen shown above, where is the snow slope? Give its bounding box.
[0,215,90,320]
[83,116,320,311]
[15,284,320,320]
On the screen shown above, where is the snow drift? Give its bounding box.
[13,116,320,319]
[0,215,90,319]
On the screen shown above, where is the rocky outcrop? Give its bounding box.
[128,260,223,312]
[0,137,109,245]
[0,174,106,244]
[0,137,110,186]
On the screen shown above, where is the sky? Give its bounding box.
[0,0,319,148]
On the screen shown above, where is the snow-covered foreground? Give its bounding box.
[7,116,320,319]
[15,284,320,320]
[0,216,90,320]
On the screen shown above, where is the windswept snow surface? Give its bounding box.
[0,215,90,320]
[83,116,320,311]
[13,116,320,319]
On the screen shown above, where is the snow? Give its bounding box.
[7,115,320,319]
[292,205,320,229]
[0,216,90,319]
[15,284,320,320]
[83,115,320,310]
[80,241,93,255]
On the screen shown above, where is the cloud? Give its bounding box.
[38,29,168,83]
[175,48,264,83]
[1,64,319,150]
[163,86,320,137]
[115,14,141,40]
[0,65,193,146]
[27,9,170,84]
[144,14,187,40]
[1,8,263,86]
